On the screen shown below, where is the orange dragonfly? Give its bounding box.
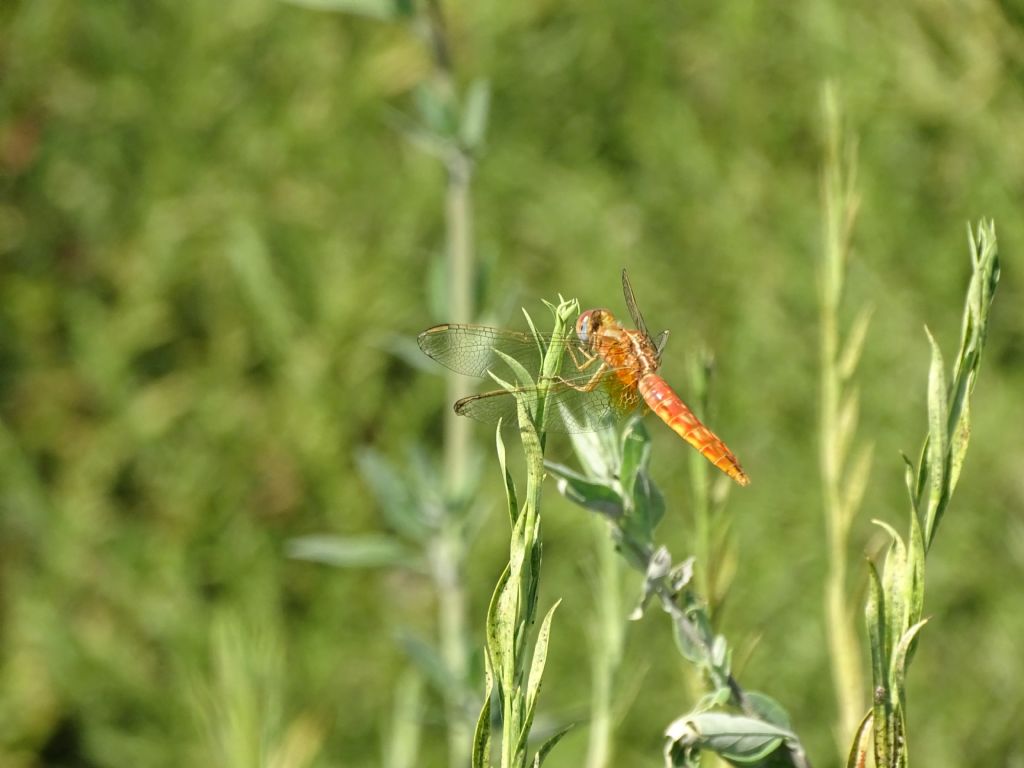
[417,270,750,486]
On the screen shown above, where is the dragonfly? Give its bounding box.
[417,270,750,486]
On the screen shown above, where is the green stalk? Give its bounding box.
[818,82,867,750]
[476,298,577,768]
[438,142,474,768]
[687,352,713,604]
[420,4,474,765]
[584,515,623,768]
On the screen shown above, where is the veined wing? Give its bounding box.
[621,269,650,341]
[418,323,592,379]
[453,368,643,434]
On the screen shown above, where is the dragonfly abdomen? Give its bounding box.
[637,374,750,486]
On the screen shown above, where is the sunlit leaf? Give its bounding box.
[566,426,620,481]
[494,349,537,391]
[841,442,873,526]
[531,722,574,766]
[745,691,792,730]
[472,656,494,768]
[923,326,949,542]
[396,630,456,695]
[286,534,414,569]
[664,713,793,764]
[356,449,430,541]
[496,422,518,526]
[948,398,971,496]
[845,710,873,768]
[485,562,515,688]
[838,304,874,382]
[518,600,561,756]
[836,387,860,471]
[281,0,396,18]
[414,82,457,139]
[620,417,651,503]
[874,519,908,648]
[547,461,623,518]
[889,619,928,712]
[864,559,886,689]
[460,79,491,151]
[630,546,671,621]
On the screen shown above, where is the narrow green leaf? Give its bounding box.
[836,387,860,471]
[744,691,792,730]
[566,424,621,481]
[620,417,652,503]
[913,437,929,511]
[890,619,928,712]
[906,505,926,633]
[838,304,874,382]
[546,462,623,518]
[495,349,537,391]
[630,546,671,622]
[948,398,971,496]
[864,558,886,692]
[396,631,456,696]
[665,713,793,764]
[845,710,873,768]
[496,421,518,526]
[281,0,396,18]
[923,326,949,543]
[694,687,732,714]
[518,600,561,756]
[357,449,429,540]
[633,471,666,538]
[414,82,457,138]
[900,452,918,510]
[841,442,873,527]
[522,307,546,362]
[531,722,574,766]
[460,78,491,151]
[865,559,891,768]
[472,656,494,768]
[286,534,413,569]
[874,519,909,646]
[485,562,515,689]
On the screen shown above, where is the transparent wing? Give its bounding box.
[621,269,650,340]
[453,370,644,434]
[417,324,590,379]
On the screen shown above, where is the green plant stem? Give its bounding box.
[420,2,474,763]
[439,141,474,768]
[503,305,572,768]
[685,350,722,618]
[818,82,864,749]
[478,298,576,768]
[585,517,623,768]
[433,528,469,766]
[442,148,474,499]
[616,534,753,716]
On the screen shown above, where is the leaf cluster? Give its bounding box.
[852,221,1000,768]
[548,422,810,768]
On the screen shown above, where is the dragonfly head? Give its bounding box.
[576,309,611,344]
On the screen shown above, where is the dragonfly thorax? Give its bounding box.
[577,309,660,376]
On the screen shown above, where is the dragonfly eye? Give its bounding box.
[576,312,591,342]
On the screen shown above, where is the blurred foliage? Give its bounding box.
[1,1,1023,766]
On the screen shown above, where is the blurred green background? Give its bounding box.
[2,0,1023,766]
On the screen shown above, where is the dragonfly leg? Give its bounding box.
[564,343,601,372]
[553,362,608,393]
